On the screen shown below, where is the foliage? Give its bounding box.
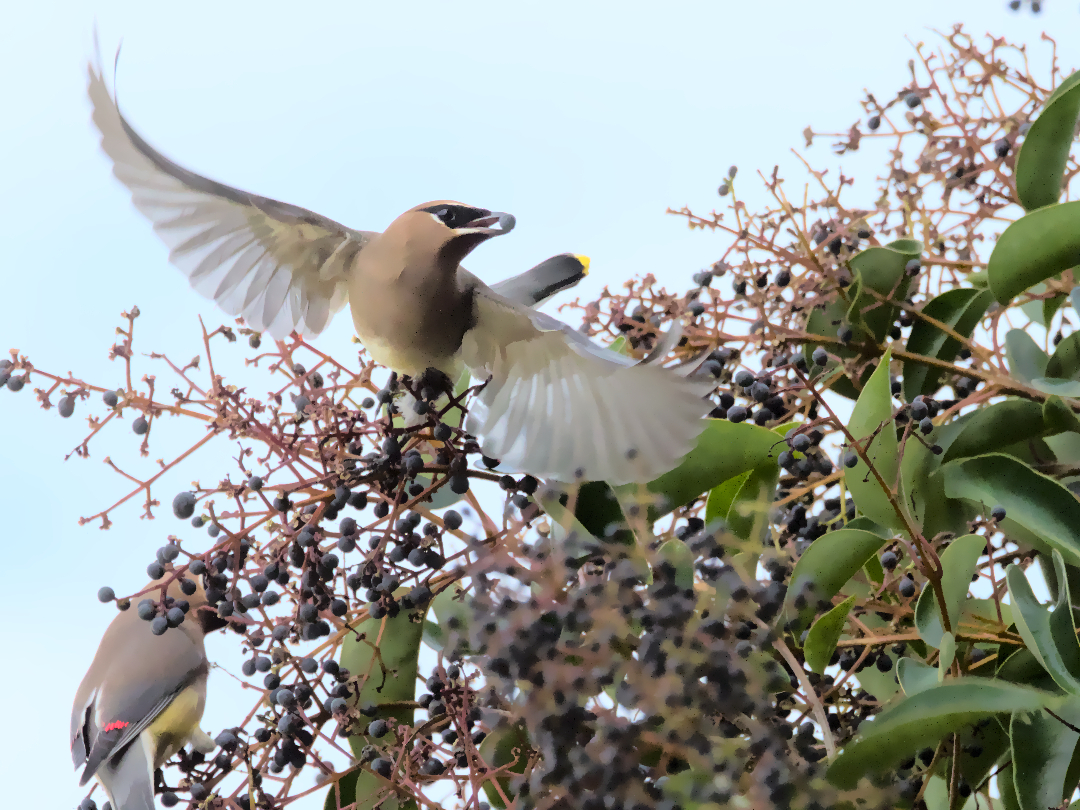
[8,24,1080,810]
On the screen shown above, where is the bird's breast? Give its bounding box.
[348,263,475,378]
[147,683,206,767]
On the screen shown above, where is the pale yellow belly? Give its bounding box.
[148,685,205,766]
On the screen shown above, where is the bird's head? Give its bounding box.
[387,201,516,268]
[137,571,229,634]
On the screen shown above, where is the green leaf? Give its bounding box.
[1016,68,1080,211]
[479,721,531,808]
[914,534,985,648]
[942,453,1080,566]
[339,600,426,809]
[1032,377,1080,397]
[573,419,783,537]
[1047,293,1069,329]
[955,716,1012,805]
[826,680,1060,789]
[897,657,939,696]
[1000,764,1022,810]
[845,347,907,529]
[902,288,992,400]
[726,462,781,543]
[900,431,955,536]
[804,240,922,399]
[704,470,750,525]
[1005,329,1050,384]
[939,632,956,681]
[1010,700,1080,810]
[422,620,446,652]
[429,585,472,651]
[1006,553,1080,694]
[1044,395,1080,435]
[989,202,1080,303]
[804,594,857,674]
[784,529,889,626]
[324,768,362,810]
[942,399,1050,463]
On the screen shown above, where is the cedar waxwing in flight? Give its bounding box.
[87,62,712,485]
[72,575,225,810]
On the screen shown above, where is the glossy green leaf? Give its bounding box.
[422,619,446,651]
[805,594,856,674]
[1010,700,1080,810]
[827,680,1060,789]
[855,659,902,703]
[324,768,362,810]
[1032,377,1080,397]
[784,529,888,625]
[726,462,781,542]
[914,534,985,648]
[845,347,908,529]
[844,516,891,536]
[1005,329,1050,384]
[1016,68,1080,211]
[428,585,473,653]
[902,287,992,400]
[955,716,1012,806]
[1047,332,1080,380]
[1044,395,1080,435]
[479,721,531,808]
[573,419,783,537]
[1000,764,1022,810]
[942,453,1080,566]
[942,399,1049,463]
[1006,552,1080,694]
[1049,292,1069,324]
[897,657,939,696]
[340,600,426,809]
[939,632,956,681]
[703,470,750,525]
[804,240,922,399]
[989,202,1080,303]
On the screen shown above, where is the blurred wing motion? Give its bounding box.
[88,61,376,338]
[461,287,712,485]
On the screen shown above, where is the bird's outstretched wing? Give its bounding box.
[88,61,376,338]
[461,287,712,485]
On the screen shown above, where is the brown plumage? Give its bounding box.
[88,61,711,484]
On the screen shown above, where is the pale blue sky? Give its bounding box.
[0,2,1072,808]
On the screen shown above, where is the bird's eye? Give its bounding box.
[436,208,455,226]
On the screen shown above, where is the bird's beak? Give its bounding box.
[459,211,516,237]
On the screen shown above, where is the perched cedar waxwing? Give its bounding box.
[72,575,225,810]
[88,62,711,484]
[490,253,590,307]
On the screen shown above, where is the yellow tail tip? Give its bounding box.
[573,254,591,274]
